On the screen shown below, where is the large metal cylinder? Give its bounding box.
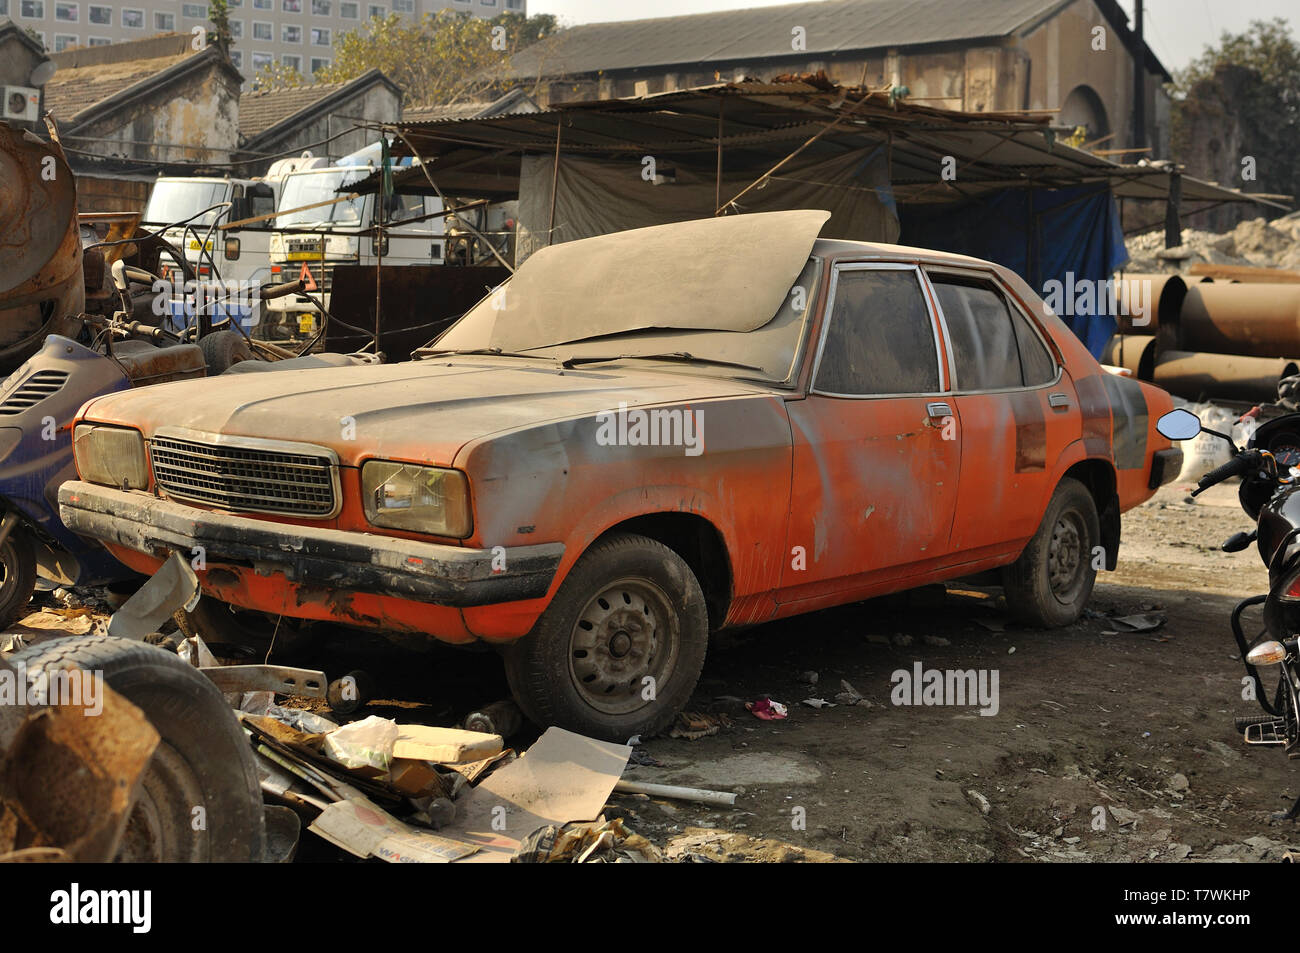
[1100,333,1156,380]
[1179,284,1300,358]
[1153,349,1300,402]
[1115,273,1186,334]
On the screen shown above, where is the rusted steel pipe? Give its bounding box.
[1179,284,1300,358]
[1153,349,1300,402]
[1115,273,1186,334]
[1101,334,1156,380]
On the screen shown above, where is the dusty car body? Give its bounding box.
[59,210,1181,739]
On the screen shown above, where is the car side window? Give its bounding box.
[814,268,939,396]
[1009,305,1057,386]
[931,278,1025,391]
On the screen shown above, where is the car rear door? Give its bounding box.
[925,268,1070,557]
[779,262,962,605]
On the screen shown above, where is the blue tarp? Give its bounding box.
[899,185,1128,358]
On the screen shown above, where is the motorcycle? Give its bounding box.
[1159,406,1300,821]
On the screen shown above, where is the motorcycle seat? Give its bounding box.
[111,340,206,386]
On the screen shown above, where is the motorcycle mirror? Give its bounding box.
[1247,641,1287,666]
[1157,408,1203,441]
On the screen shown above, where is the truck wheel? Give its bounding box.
[7,635,265,862]
[503,532,709,742]
[200,329,254,374]
[1002,477,1100,628]
[0,529,37,630]
[175,598,317,657]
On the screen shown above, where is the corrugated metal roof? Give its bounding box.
[508,0,1069,77]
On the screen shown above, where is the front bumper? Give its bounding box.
[59,481,563,608]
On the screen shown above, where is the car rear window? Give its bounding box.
[814,268,939,396]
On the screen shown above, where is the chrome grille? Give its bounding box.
[0,369,69,415]
[150,433,337,517]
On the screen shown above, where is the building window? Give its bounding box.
[229,19,242,37]
[53,33,78,50]
[88,3,110,24]
[311,26,329,44]
[0,1,8,15]
[54,2,77,22]
[310,56,329,74]
[282,23,301,42]
[253,0,270,8]
[506,0,521,8]
[19,0,44,19]
[281,53,300,70]
[88,35,110,44]
[154,11,174,30]
[368,4,384,19]
[251,51,272,70]
[312,0,330,13]
[340,0,357,15]
[229,50,242,68]
[228,0,241,6]
[182,3,206,18]
[252,20,271,39]
[480,0,496,7]
[393,0,411,11]
[282,0,301,11]
[122,7,142,27]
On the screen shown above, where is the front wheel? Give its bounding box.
[0,528,37,629]
[1002,477,1100,627]
[503,533,709,742]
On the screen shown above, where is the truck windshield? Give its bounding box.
[277,168,367,228]
[143,180,229,227]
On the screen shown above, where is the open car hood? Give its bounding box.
[438,209,831,352]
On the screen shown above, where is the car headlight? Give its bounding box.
[73,424,149,490]
[361,461,471,538]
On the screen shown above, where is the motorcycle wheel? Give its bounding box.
[0,529,37,630]
[199,330,255,374]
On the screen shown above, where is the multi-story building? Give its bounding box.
[0,0,523,78]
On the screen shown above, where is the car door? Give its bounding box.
[779,262,962,605]
[926,269,1069,557]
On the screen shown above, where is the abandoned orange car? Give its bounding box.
[59,210,1180,739]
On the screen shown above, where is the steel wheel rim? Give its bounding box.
[568,576,679,716]
[1047,509,1087,602]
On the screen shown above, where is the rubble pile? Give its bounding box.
[1126,212,1300,274]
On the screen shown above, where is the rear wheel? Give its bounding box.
[200,329,255,374]
[503,533,709,742]
[1002,478,1100,627]
[8,635,265,862]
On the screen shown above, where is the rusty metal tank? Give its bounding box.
[0,122,84,374]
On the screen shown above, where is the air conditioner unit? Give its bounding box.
[2,86,40,122]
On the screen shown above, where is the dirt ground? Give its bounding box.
[10,479,1300,863]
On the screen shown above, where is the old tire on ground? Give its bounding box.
[200,329,254,374]
[8,635,265,862]
[1002,477,1100,628]
[503,532,709,742]
[175,598,317,657]
[0,529,36,630]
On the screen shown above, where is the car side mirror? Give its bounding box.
[1157,408,1202,441]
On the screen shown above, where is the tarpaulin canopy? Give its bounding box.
[514,146,896,262]
[900,185,1128,357]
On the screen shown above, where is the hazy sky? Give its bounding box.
[527,0,1298,72]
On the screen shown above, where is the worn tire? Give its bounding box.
[0,529,36,630]
[175,598,317,658]
[1002,477,1100,627]
[200,329,255,374]
[503,533,709,742]
[8,635,265,862]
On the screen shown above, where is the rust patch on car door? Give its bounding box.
[1009,391,1046,473]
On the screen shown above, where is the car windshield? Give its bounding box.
[432,257,823,385]
[277,168,367,227]
[143,180,230,228]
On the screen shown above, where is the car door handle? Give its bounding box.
[1048,392,1071,409]
[926,402,952,419]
